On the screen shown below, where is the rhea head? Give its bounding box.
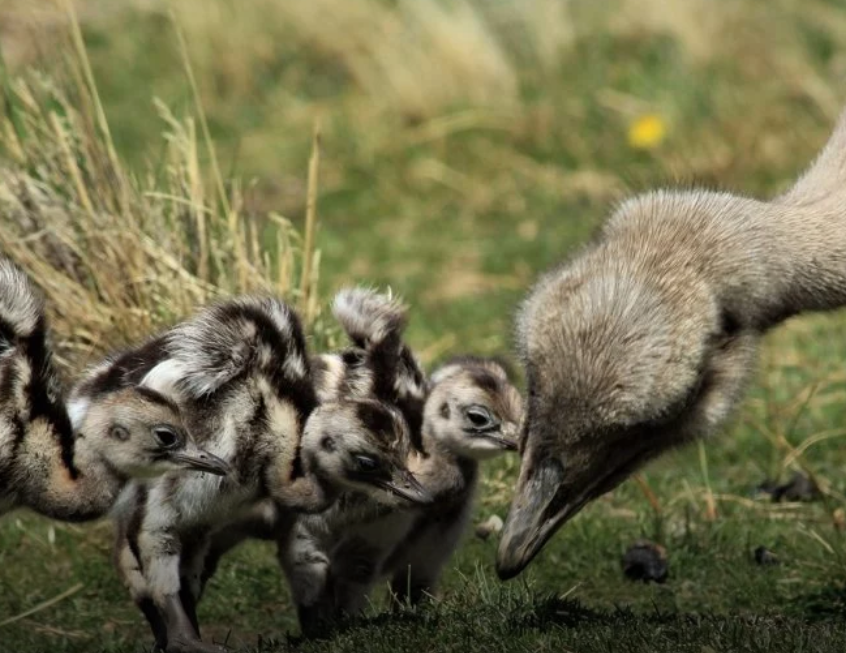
[496,246,758,579]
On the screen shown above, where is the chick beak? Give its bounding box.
[379,469,434,505]
[168,442,230,476]
[488,434,519,451]
[497,455,576,580]
[471,423,519,451]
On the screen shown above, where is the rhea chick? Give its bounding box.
[71,295,430,653]
[278,289,428,634]
[280,291,521,632]
[383,356,522,607]
[497,106,846,579]
[0,257,227,522]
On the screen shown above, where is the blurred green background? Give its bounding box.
[2,1,846,651]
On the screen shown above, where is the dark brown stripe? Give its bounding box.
[83,338,169,398]
[207,301,319,483]
[0,315,19,346]
[126,485,148,571]
[466,367,502,396]
[16,315,79,478]
[214,300,318,417]
[355,401,400,443]
[134,385,181,413]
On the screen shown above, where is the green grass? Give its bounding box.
[3,0,846,651]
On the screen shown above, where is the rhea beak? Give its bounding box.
[378,469,434,505]
[169,442,231,477]
[496,455,581,580]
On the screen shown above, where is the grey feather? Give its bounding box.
[332,288,407,351]
[142,296,309,400]
[0,257,44,345]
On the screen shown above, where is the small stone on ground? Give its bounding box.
[475,514,504,541]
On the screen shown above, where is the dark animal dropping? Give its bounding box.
[754,546,779,566]
[756,472,821,503]
[622,540,668,583]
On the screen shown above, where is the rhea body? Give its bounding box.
[279,291,521,632]
[71,297,429,653]
[497,107,846,579]
[0,258,226,523]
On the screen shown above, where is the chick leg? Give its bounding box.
[201,503,288,595]
[200,527,247,595]
[296,600,337,639]
[138,527,224,653]
[179,529,213,635]
[388,516,465,607]
[277,525,334,637]
[330,570,376,619]
[115,536,168,649]
[329,538,384,620]
[137,597,169,649]
[389,567,434,606]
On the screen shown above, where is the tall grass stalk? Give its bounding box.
[0,8,322,372]
[300,120,321,323]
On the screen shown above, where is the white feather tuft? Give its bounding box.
[141,359,190,396]
[67,398,91,430]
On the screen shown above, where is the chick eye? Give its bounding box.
[152,426,182,449]
[355,455,380,473]
[465,405,495,429]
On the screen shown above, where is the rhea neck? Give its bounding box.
[738,106,846,324]
[20,417,127,522]
[281,448,341,514]
[0,328,130,522]
[604,167,846,334]
[752,109,846,323]
[418,417,479,492]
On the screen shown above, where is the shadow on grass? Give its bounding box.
[274,586,846,653]
[791,584,846,621]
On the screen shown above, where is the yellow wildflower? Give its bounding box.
[627,113,667,150]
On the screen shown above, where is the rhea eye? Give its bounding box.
[355,455,380,473]
[465,405,495,429]
[152,426,182,449]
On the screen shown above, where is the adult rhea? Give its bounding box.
[497,108,846,579]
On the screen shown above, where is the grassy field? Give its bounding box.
[2,0,846,651]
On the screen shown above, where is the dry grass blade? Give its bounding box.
[0,582,84,628]
[0,7,323,372]
[169,8,230,218]
[633,474,662,516]
[698,440,718,521]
